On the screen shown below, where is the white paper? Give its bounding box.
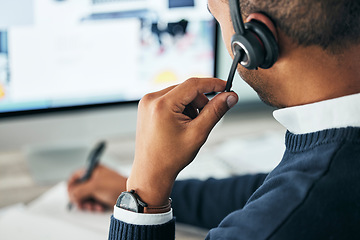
[0,182,110,240]
[27,182,111,235]
[0,209,104,240]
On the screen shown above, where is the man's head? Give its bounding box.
[208,0,360,108]
[241,0,360,53]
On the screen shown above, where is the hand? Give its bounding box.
[127,78,238,210]
[67,165,127,211]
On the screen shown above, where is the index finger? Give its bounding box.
[164,78,226,113]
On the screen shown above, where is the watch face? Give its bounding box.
[117,192,139,213]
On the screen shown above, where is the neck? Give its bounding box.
[277,43,360,107]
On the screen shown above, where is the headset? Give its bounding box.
[225,0,279,92]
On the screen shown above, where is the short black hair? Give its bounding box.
[240,0,360,53]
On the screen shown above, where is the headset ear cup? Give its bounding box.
[245,20,279,69]
[231,32,265,70]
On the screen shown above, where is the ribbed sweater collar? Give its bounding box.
[285,127,360,152]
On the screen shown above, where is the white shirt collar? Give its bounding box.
[273,93,360,134]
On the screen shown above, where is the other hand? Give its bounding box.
[67,165,127,212]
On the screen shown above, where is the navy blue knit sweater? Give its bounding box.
[109,127,360,239]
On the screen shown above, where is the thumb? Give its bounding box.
[193,92,238,136]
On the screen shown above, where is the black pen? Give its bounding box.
[67,141,106,210]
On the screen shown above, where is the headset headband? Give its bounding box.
[229,0,245,35]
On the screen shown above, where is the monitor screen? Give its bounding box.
[0,0,216,116]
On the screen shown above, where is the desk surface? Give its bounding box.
[0,108,285,239]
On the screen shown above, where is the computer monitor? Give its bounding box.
[0,0,216,116]
[0,0,217,182]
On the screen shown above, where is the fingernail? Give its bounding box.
[227,95,238,108]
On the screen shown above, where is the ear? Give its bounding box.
[246,13,278,42]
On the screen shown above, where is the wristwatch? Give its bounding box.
[116,190,172,213]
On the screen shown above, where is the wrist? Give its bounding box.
[126,165,175,209]
[126,178,173,209]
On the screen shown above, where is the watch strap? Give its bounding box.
[143,198,172,214]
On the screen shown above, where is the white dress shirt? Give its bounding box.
[114,93,360,225]
[273,93,360,134]
[113,206,173,225]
